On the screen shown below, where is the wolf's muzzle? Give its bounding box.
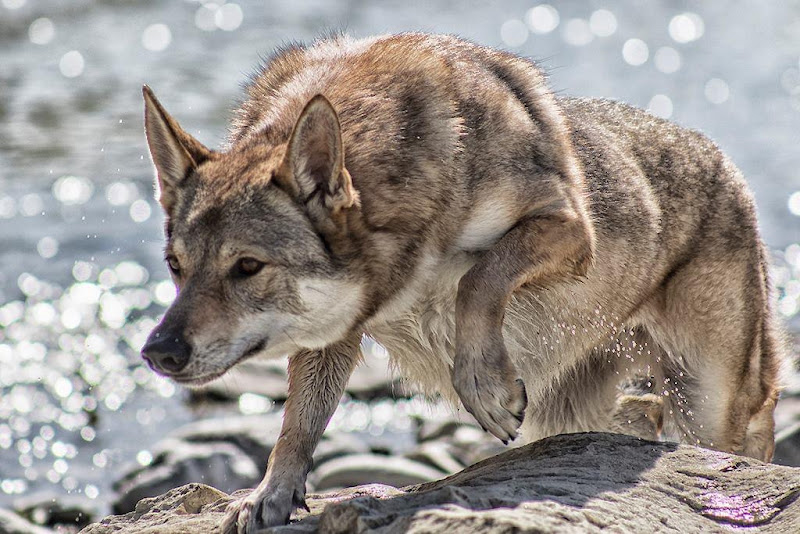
[141,330,192,375]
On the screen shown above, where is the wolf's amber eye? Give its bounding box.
[166,256,181,276]
[234,257,265,278]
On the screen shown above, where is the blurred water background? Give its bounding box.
[1,0,799,529]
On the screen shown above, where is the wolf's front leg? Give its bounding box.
[454,212,593,443]
[220,333,361,534]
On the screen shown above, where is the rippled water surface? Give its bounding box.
[1,0,799,518]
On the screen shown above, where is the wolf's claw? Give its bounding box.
[219,476,306,534]
[452,340,527,444]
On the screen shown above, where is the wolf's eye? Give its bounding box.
[233,257,265,278]
[166,256,181,276]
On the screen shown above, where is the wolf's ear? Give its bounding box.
[278,94,358,215]
[143,85,212,214]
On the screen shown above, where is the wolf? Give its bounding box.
[140,33,784,533]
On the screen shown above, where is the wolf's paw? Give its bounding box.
[610,393,664,441]
[219,477,307,534]
[452,339,527,444]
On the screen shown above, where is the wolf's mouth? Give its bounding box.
[243,338,267,358]
[170,336,269,386]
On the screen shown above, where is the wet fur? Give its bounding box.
[142,34,785,533]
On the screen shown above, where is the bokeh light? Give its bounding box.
[28,18,55,45]
[704,78,730,104]
[669,13,705,43]
[500,19,528,47]
[142,23,172,52]
[648,94,673,118]
[622,39,649,66]
[654,47,681,74]
[589,9,617,37]
[215,3,243,31]
[525,4,559,35]
[562,18,593,46]
[59,51,84,78]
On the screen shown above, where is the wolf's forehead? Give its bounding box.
[169,193,328,268]
[175,196,288,247]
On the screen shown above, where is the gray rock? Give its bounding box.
[12,492,98,530]
[310,453,446,491]
[448,424,508,466]
[416,418,464,442]
[312,431,371,467]
[80,483,228,534]
[0,508,54,534]
[404,441,465,474]
[169,413,284,464]
[80,433,800,534]
[774,395,800,437]
[111,413,386,516]
[774,421,800,467]
[112,438,259,514]
[196,354,400,401]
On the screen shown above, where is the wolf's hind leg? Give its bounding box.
[521,329,664,443]
[609,394,664,441]
[454,212,593,443]
[643,248,781,461]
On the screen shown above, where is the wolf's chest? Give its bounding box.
[364,254,466,398]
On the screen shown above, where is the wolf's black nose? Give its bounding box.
[141,331,191,375]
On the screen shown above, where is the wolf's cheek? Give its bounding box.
[287,277,366,350]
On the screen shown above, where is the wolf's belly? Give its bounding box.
[367,273,616,406]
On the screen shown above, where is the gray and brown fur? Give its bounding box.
[140,33,785,534]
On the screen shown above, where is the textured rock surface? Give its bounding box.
[81,433,800,534]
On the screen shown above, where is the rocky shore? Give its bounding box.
[3,350,800,533]
[79,433,800,533]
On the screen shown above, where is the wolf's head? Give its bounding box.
[140,87,365,384]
